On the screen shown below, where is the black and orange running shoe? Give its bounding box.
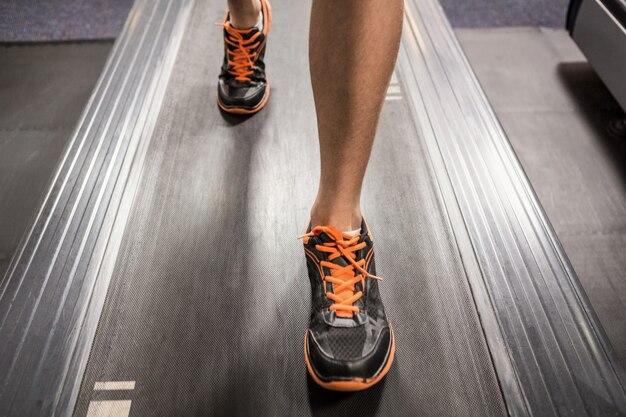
[300,220,395,391]
[217,0,271,114]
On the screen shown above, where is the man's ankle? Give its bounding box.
[228,0,262,29]
[310,205,363,232]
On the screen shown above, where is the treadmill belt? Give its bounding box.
[74,1,507,415]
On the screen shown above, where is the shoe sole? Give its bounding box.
[217,0,272,115]
[304,323,396,392]
[217,83,271,115]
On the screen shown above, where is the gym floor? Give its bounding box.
[0,0,624,372]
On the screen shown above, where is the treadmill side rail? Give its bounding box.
[0,1,194,416]
[399,0,626,416]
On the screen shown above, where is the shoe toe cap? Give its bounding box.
[306,326,393,382]
[217,78,267,110]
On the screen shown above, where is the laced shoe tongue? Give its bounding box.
[299,225,379,317]
[317,227,364,317]
[318,228,360,268]
[223,22,263,83]
[224,24,261,55]
[224,21,262,42]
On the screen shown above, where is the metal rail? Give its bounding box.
[0,1,193,415]
[398,0,626,415]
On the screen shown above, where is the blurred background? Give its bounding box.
[0,0,570,41]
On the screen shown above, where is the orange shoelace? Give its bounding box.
[299,226,382,318]
[220,21,262,82]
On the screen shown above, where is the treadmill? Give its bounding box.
[567,0,626,111]
[1,0,625,416]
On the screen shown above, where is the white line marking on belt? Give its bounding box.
[86,400,132,417]
[94,381,136,390]
[387,85,402,95]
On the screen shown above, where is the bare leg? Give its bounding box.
[228,0,261,28]
[309,0,404,231]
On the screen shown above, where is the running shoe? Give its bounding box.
[217,0,271,114]
[300,220,395,391]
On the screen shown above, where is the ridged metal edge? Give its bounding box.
[398,0,626,416]
[0,1,194,416]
